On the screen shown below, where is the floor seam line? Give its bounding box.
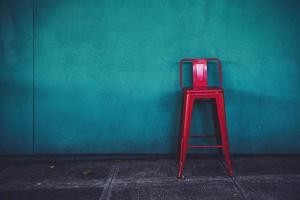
[230,176,248,200]
[220,161,248,200]
[98,164,117,200]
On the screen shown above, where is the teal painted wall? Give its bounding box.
[0,0,33,154]
[1,0,300,154]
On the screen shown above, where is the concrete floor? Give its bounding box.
[0,156,299,200]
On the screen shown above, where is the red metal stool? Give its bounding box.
[177,58,233,178]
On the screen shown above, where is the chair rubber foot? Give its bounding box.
[177,175,185,179]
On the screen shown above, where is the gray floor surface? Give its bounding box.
[0,156,299,200]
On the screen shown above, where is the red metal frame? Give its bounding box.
[177,58,233,178]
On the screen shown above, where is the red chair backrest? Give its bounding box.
[179,58,223,89]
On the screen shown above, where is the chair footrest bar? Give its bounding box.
[188,145,223,148]
[190,134,216,138]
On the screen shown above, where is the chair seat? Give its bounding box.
[183,86,223,94]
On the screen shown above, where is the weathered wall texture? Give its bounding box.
[1,0,300,154]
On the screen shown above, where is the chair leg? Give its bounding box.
[216,94,233,176]
[177,95,187,160]
[177,95,194,178]
[212,100,222,156]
